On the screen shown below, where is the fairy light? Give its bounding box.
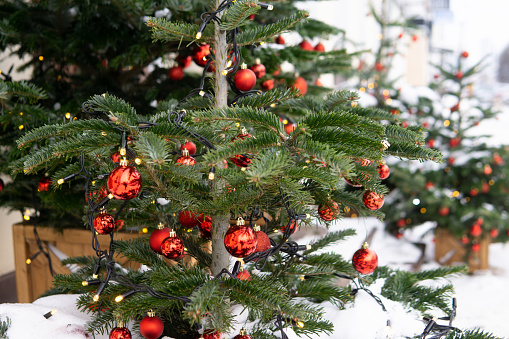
[142,228,148,233]
[208,166,216,180]
[19,112,23,116]
[453,191,459,197]
[26,258,32,264]
[195,32,202,39]
[359,87,366,92]
[420,208,426,213]
[65,112,71,119]
[93,294,100,302]
[43,309,57,319]
[135,158,142,165]
[489,180,495,186]
[368,83,374,89]
[382,89,389,96]
[385,98,392,105]
[444,120,450,127]
[39,56,44,61]
[19,125,24,130]
[412,198,420,205]
[115,295,124,302]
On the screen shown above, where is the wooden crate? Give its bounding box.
[13,224,142,303]
[435,228,490,273]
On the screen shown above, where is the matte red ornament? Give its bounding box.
[275,36,285,44]
[461,51,469,58]
[94,212,116,235]
[234,68,257,92]
[362,190,384,211]
[291,76,308,95]
[176,149,196,166]
[284,122,295,135]
[237,269,252,281]
[281,220,298,234]
[470,224,482,237]
[254,225,271,253]
[139,311,164,339]
[375,62,384,71]
[484,165,492,175]
[395,232,403,239]
[352,242,378,274]
[168,66,184,81]
[472,243,481,252]
[250,60,266,79]
[111,151,121,163]
[449,137,461,147]
[109,326,132,339]
[108,160,142,200]
[412,35,418,41]
[177,54,192,68]
[38,177,51,192]
[0,178,3,191]
[201,329,222,339]
[299,40,313,51]
[181,141,197,155]
[490,229,499,238]
[461,236,469,244]
[397,219,406,228]
[233,329,251,339]
[224,218,258,258]
[438,206,450,216]
[314,42,325,52]
[456,71,464,79]
[149,224,171,254]
[179,210,199,228]
[192,44,211,67]
[318,201,339,221]
[161,231,185,259]
[261,79,274,91]
[230,129,254,168]
[199,220,212,239]
[377,163,390,180]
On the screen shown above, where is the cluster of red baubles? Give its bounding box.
[109,311,164,339]
[224,218,270,258]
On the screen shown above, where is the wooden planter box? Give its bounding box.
[435,228,489,273]
[13,224,142,303]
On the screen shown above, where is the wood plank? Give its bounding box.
[12,224,32,303]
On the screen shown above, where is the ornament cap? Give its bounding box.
[362,242,369,249]
[240,328,247,335]
[254,58,261,65]
[169,229,176,237]
[119,158,129,166]
[147,309,155,317]
[157,222,164,230]
[240,63,247,70]
[253,224,261,231]
[117,320,124,328]
[182,148,189,156]
[237,217,245,226]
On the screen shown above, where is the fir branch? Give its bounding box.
[220,0,260,31]
[238,88,301,108]
[147,17,213,42]
[304,229,356,254]
[112,238,163,267]
[133,131,172,165]
[0,317,10,339]
[323,91,359,112]
[1,80,47,103]
[445,329,502,339]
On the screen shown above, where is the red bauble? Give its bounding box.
[176,152,196,166]
[377,163,390,180]
[412,35,418,42]
[237,269,252,281]
[427,139,435,148]
[438,206,450,216]
[109,327,132,339]
[352,242,378,274]
[316,79,323,87]
[177,54,192,68]
[254,229,271,253]
[484,165,492,175]
[161,233,185,259]
[281,220,298,234]
[181,141,197,155]
[291,76,308,95]
[314,42,325,52]
[111,151,121,163]
[396,232,403,239]
[299,40,313,51]
[461,51,469,58]
[192,44,211,67]
[234,69,257,92]
[461,236,469,244]
[449,137,461,147]
[115,219,124,231]
[275,36,285,44]
[86,186,109,203]
[0,178,3,191]
[490,229,499,238]
[168,66,184,81]
[284,122,295,135]
[344,177,363,187]
[233,330,251,339]
[456,71,464,79]
[318,201,339,221]
[261,79,274,91]
[482,182,490,193]
[472,243,481,252]
[397,219,406,228]
[199,220,212,239]
[250,61,266,79]
[230,131,254,168]
[201,329,222,339]
[224,222,258,258]
[38,177,51,192]
[149,226,171,254]
[375,62,384,71]
[470,188,479,196]
[108,161,142,200]
[470,224,482,237]
[179,210,199,228]
[139,313,164,339]
[94,212,116,235]
[362,190,384,210]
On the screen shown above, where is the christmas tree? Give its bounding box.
[6,1,500,338]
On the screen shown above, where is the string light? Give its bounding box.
[43,309,57,319]
[142,228,148,233]
[39,56,44,61]
[65,112,71,119]
[359,87,366,92]
[444,120,450,127]
[134,158,142,165]
[18,125,24,130]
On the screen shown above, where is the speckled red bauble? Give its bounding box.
[377,163,390,180]
[232,329,251,339]
[168,66,184,81]
[224,218,258,258]
[193,44,211,67]
[149,224,171,254]
[230,129,254,168]
[161,231,185,259]
[352,242,378,274]
[108,159,142,200]
[181,141,197,155]
[38,177,51,192]
[261,79,274,91]
[179,210,199,228]
[111,151,121,163]
[234,67,257,92]
[314,42,325,52]
[362,190,384,211]
[253,225,271,253]
[299,40,313,51]
[139,311,164,339]
[250,59,266,79]
[291,76,308,95]
[318,201,339,221]
[94,212,116,235]
[200,329,222,339]
[109,326,132,339]
[176,149,196,166]
[199,220,212,239]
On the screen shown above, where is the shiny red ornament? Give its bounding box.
[179,210,199,228]
[237,269,252,281]
[149,224,171,254]
[192,44,211,67]
[456,71,464,79]
[395,232,403,239]
[230,129,254,168]
[482,182,490,193]
[438,206,450,216]
[275,36,285,44]
[470,224,482,237]
[224,219,258,258]
[472,243,481,252]
[362,190,384,211]
[177,54,192,68]
[261,79,274,91]
[181,141,197,155]
[38,177,51,192]
[461,51,469,58]
[397,219,406,228]
[234,68,257,92]
[318,201,339,221]
[168,66,184,81]
[86,186,109,203]
[315,79,323,86]
[352,242,378,274]
[199,220,212,239]
[250,60,266,79]
[299,40,313,51]
[470,188,479,196]
[377,163,390,180]
[201,329,222,339]
[314,42,325,52]
[176,149,196,166]
[427,139,435,148]
[161,232,185,259]
[281,220,298,234]
[284,122,295,135]
[111,151,121,163]
[139,312,164,339]
[490,229,499,238]
[493,153,503,165]
[0,178,3,191]
[233,329,251,339]
[109,326,132,339]
[94,212,116,235]
[291,76,308,95]
[108,160,142,200]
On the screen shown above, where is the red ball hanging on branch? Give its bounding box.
[461,51,469,58]
[38,176,51,192]
[234,64,257,92]
[250,58,266,79]
[299,40,313,51]
[109,324,132,339]
[149,223,171,254]
[470,224,482,237]
[168,66,184,81]
[176,54,192,68]
[224,217,258,258]
[456,71,464,80]
[94,211,116,235]
[179,210,199,229]
[253,224,271,253]
[281,220,298,234]
[111,151,121,163]
[261,79,274,91]
[161,230,185,259]
[200,329,222,339]
[198,219,212,239]
[230,127,254,168]
[362,190,384,210]
[275,36,285,45]
[176,149,196,166]
[377,162,390,180]
[490,229,499,238]
[291,76,308,96]
[181,140,197,155]
[233,328,251,339]
[192,44,211,67]
[318,201,340,221]
[139,310,164,339]
[108,158,142,200]
[352,242,378,274]
[237,268,252,281]
[314,42,325,52]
